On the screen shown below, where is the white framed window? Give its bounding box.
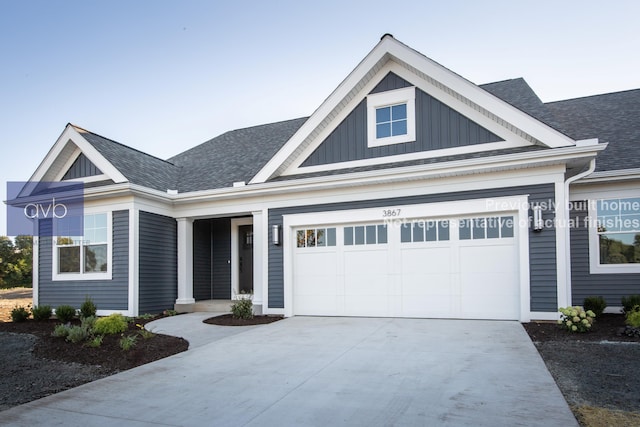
[53,212,112,281]
[344,224,388,245]
[589,197,640,274]
[367,86,416,147]
[296,227,337,248]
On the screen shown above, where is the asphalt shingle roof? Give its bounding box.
[167,118,307,192]
[72,79,638,193]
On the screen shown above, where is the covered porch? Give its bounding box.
[173,210,268,315]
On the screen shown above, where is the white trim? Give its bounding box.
[588,193,640,274]
[251,210,268,312]
[32,237,39,307]
[282,195,531,321]
[554,179,570,309]
[129,207,139,316]
[51,209,113,281]
[367,86,416,147]
[231,217,253,298]
[251,36,575,184]
[176,218,195,304]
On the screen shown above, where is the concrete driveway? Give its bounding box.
[2,316,577,426]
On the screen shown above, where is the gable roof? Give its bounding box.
[73,126,181,192]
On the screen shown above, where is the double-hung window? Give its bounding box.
[54,212,111,280]
[367,86,416,147]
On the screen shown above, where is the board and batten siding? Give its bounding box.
[38,211,129,310]
[192,218,231,300]
[138,211,177,313]
[62,153,102,180]
[301,72,502,167]
[268,184,557,313]
[570,201,640,305]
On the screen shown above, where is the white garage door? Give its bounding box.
[292,214,520,320]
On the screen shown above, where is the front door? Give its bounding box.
[238,225,254,294]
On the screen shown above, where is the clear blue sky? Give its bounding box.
[2,0,639,236]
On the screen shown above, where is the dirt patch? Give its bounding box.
[523,314,640,426]
[0,287,32,322]
[204,313,284,326]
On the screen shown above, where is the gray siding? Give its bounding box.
[138,211,177,313]
[62,153,102,180]
[301,72,502,167]
[268,184,557,312]
[570,202,640,305]
[38,211,129,310]
[192,218,231,300]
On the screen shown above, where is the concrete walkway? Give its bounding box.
[2,317,578,426]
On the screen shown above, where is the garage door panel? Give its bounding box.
[401,247,452,275]
[345,295,388,316]
[294,295,339,316]
[344,250,388,295]
[402,295,452,317]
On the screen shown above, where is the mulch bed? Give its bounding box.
[523,313,640,418]
[204,314,284,326]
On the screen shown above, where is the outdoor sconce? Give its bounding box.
[533,205,543,232]
[272,224,281,245]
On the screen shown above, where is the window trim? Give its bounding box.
[367,86,416,147]
[589,197,640,274]
[52,211,113,281]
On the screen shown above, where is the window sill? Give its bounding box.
[52,272,112,281]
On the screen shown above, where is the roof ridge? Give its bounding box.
[545,88,640,105]
[70,123,178,166]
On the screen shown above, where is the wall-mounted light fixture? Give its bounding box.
[272,224,281,245]
[533,205,543,232]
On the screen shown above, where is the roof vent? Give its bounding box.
[380,33,394,40]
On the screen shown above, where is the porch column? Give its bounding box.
[175,217,195,311]
[252,210,266,314]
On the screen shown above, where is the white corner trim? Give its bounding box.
[32,237,39,307]
[366,86,416,147]
[129,207,139,317]
[231,217,253,298]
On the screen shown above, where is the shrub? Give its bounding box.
[32,305,52,321]
[138,313,156,320]
[119,335,137,351]
[93,313,128,335]
[66,325,90,343]
[52,323,71,338]
[626,305,640,328]
[558,306,595,333]
[81,315,97,331]
[87,335,103,348]
[136,323,155,339]
[621,295,640,314]
[230,298,253,320]
[11,305,30,322]
[55,305,77,323]
[163,309,178,317]
[583,296,607,318]
[80,297,97,319]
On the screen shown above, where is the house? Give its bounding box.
[11,35,639,321]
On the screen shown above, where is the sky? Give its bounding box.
[1,0,639,236]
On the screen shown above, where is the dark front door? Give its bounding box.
[238,225,254,294]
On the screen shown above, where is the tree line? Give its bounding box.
[0,236,33,288]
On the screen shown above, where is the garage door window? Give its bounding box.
[344,224,387,245]
[297,228,336,248]
[401,220,449,242]
[459,216,514,240]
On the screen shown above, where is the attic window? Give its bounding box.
[367,86,415,147]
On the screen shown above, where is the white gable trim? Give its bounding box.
[250,36,575,184]
[28,125,127,188]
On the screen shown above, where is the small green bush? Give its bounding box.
[119,335,137,351]
[55,305,77,323]
[11,305,30,322]
[52,323,71,338]
[136,323,155,339]
[66,325,90,343]
[94,313,128,335]
[230,298,253,320]
[622,295,640,314]
[558,306,595,333]
[87,335,103,348]
[32,305,52,321]
[138,313,156,320]
[80,297,97,319]
[626,305,640,328]
[81,315,97,331]
[583,296,607,318]
[163,309,178,316]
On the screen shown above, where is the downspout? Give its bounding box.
[564,159,596,307]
